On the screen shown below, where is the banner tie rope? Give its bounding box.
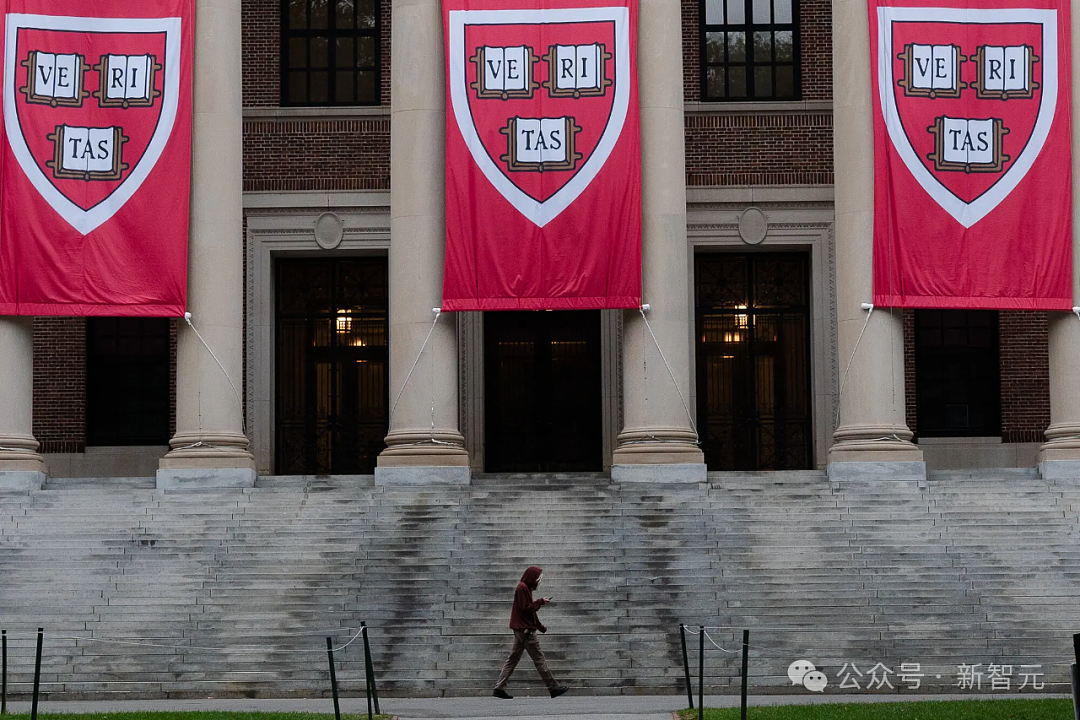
[639,305,698,435]
[184,312,246,436]
[389,308,441,430]
[835,302,874,428]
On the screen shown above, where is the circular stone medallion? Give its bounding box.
[314,212,344,250]
[738,207,768,245]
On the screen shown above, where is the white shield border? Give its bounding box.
[877,7,1058,229]
[448,7,630,229]
[4,13,181,236]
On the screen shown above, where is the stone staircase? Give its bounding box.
[2,469,1080,699]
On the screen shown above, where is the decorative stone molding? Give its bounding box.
[244,191,391,475]
[687,196,837,470]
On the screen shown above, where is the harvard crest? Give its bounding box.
[877,7,1058,228]
[448,7,630,227]
[4,13,181,235]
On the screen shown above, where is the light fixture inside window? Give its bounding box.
[336,310,352,333]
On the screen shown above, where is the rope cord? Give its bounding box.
[39,626,366,655]
[681,626,1072,664]
[639,306,698,435]
[389,309,441,428]
[183,313,246,436]
[834,303,874,428]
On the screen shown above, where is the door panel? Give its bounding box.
[695,253,812,470]
[485,311,602,472]
[275,257,388,474]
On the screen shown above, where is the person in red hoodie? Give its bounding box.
[492,566,568,699]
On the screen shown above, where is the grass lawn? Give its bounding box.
[676,698,1074,719]
[0,714,391,720]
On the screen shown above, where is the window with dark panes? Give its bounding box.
[914,309,1001,437]
[86,317,171,446]
[282,0,380,106]
[701,0,799,100]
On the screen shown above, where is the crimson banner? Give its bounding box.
[869,0,1072,309]
[0,0,192,316]
[442,0,641,311]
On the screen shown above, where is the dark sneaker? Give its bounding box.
[493,688,513,699]
[549,684,569,698]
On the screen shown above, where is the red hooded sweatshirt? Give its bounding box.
[509,566,548,633]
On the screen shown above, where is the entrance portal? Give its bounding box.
[484,311,603,472]
[275,257,388,474]
[695,253,813,470]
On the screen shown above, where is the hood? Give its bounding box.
[520,566,543,590]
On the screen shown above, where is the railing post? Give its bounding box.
[362,622,380,715]
[698,626,704,720]
[740,630,750,720]
[30,628,42,720]
[680,624,693,709]
[2,629,7,715]
[1072,633,1080,720]
[1071,663,1079,720]
[326,637,341,720]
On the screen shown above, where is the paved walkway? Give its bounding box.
[2,693,1071,720]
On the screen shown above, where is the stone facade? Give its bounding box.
[11,0,1074,481]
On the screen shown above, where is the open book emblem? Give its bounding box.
[4,14,181,235]
[877,7,1058,228]
[448,7,630,228]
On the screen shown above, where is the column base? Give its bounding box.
[612,427,703,460]
[1038,425,1080,478]
[827,425,925,480]
[827,461,926,481]
[1037,441,1080,479]
[158,431,256,489]
[374,466,471,485]
[611,463,707,483]
[157,467,257,490]
[377,430,470,485]
[0,470,46,492]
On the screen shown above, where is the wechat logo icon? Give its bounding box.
[789,660,828,692]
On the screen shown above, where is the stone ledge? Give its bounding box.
[611,463,707,483]
[156,468,257,490]
[374,466,471,486]
[826,461,927,482]
[0,470,45,492]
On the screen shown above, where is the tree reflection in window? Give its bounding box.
[702,0,798,100]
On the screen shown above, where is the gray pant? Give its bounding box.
[494,629,558,690]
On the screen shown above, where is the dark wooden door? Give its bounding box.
[484,311,602,472]
[275,257,388,474]
[695,253,812,470]
[914,309,1000,437]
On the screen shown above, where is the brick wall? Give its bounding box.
[903,310,916,434]
[685,113,833,186]
[999,312,1050,443]
[33,318,86,453]
[243,118,391,191]
[798,0,832,100]
[903,310,1050,442]
[241,0,278,107]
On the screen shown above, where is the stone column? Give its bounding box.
[610,0,705,483]
[375,0,470,485]
[826,0,923,480]
[1037,1,1080,479]
[0,318,46,491]
[157,0,255,489]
